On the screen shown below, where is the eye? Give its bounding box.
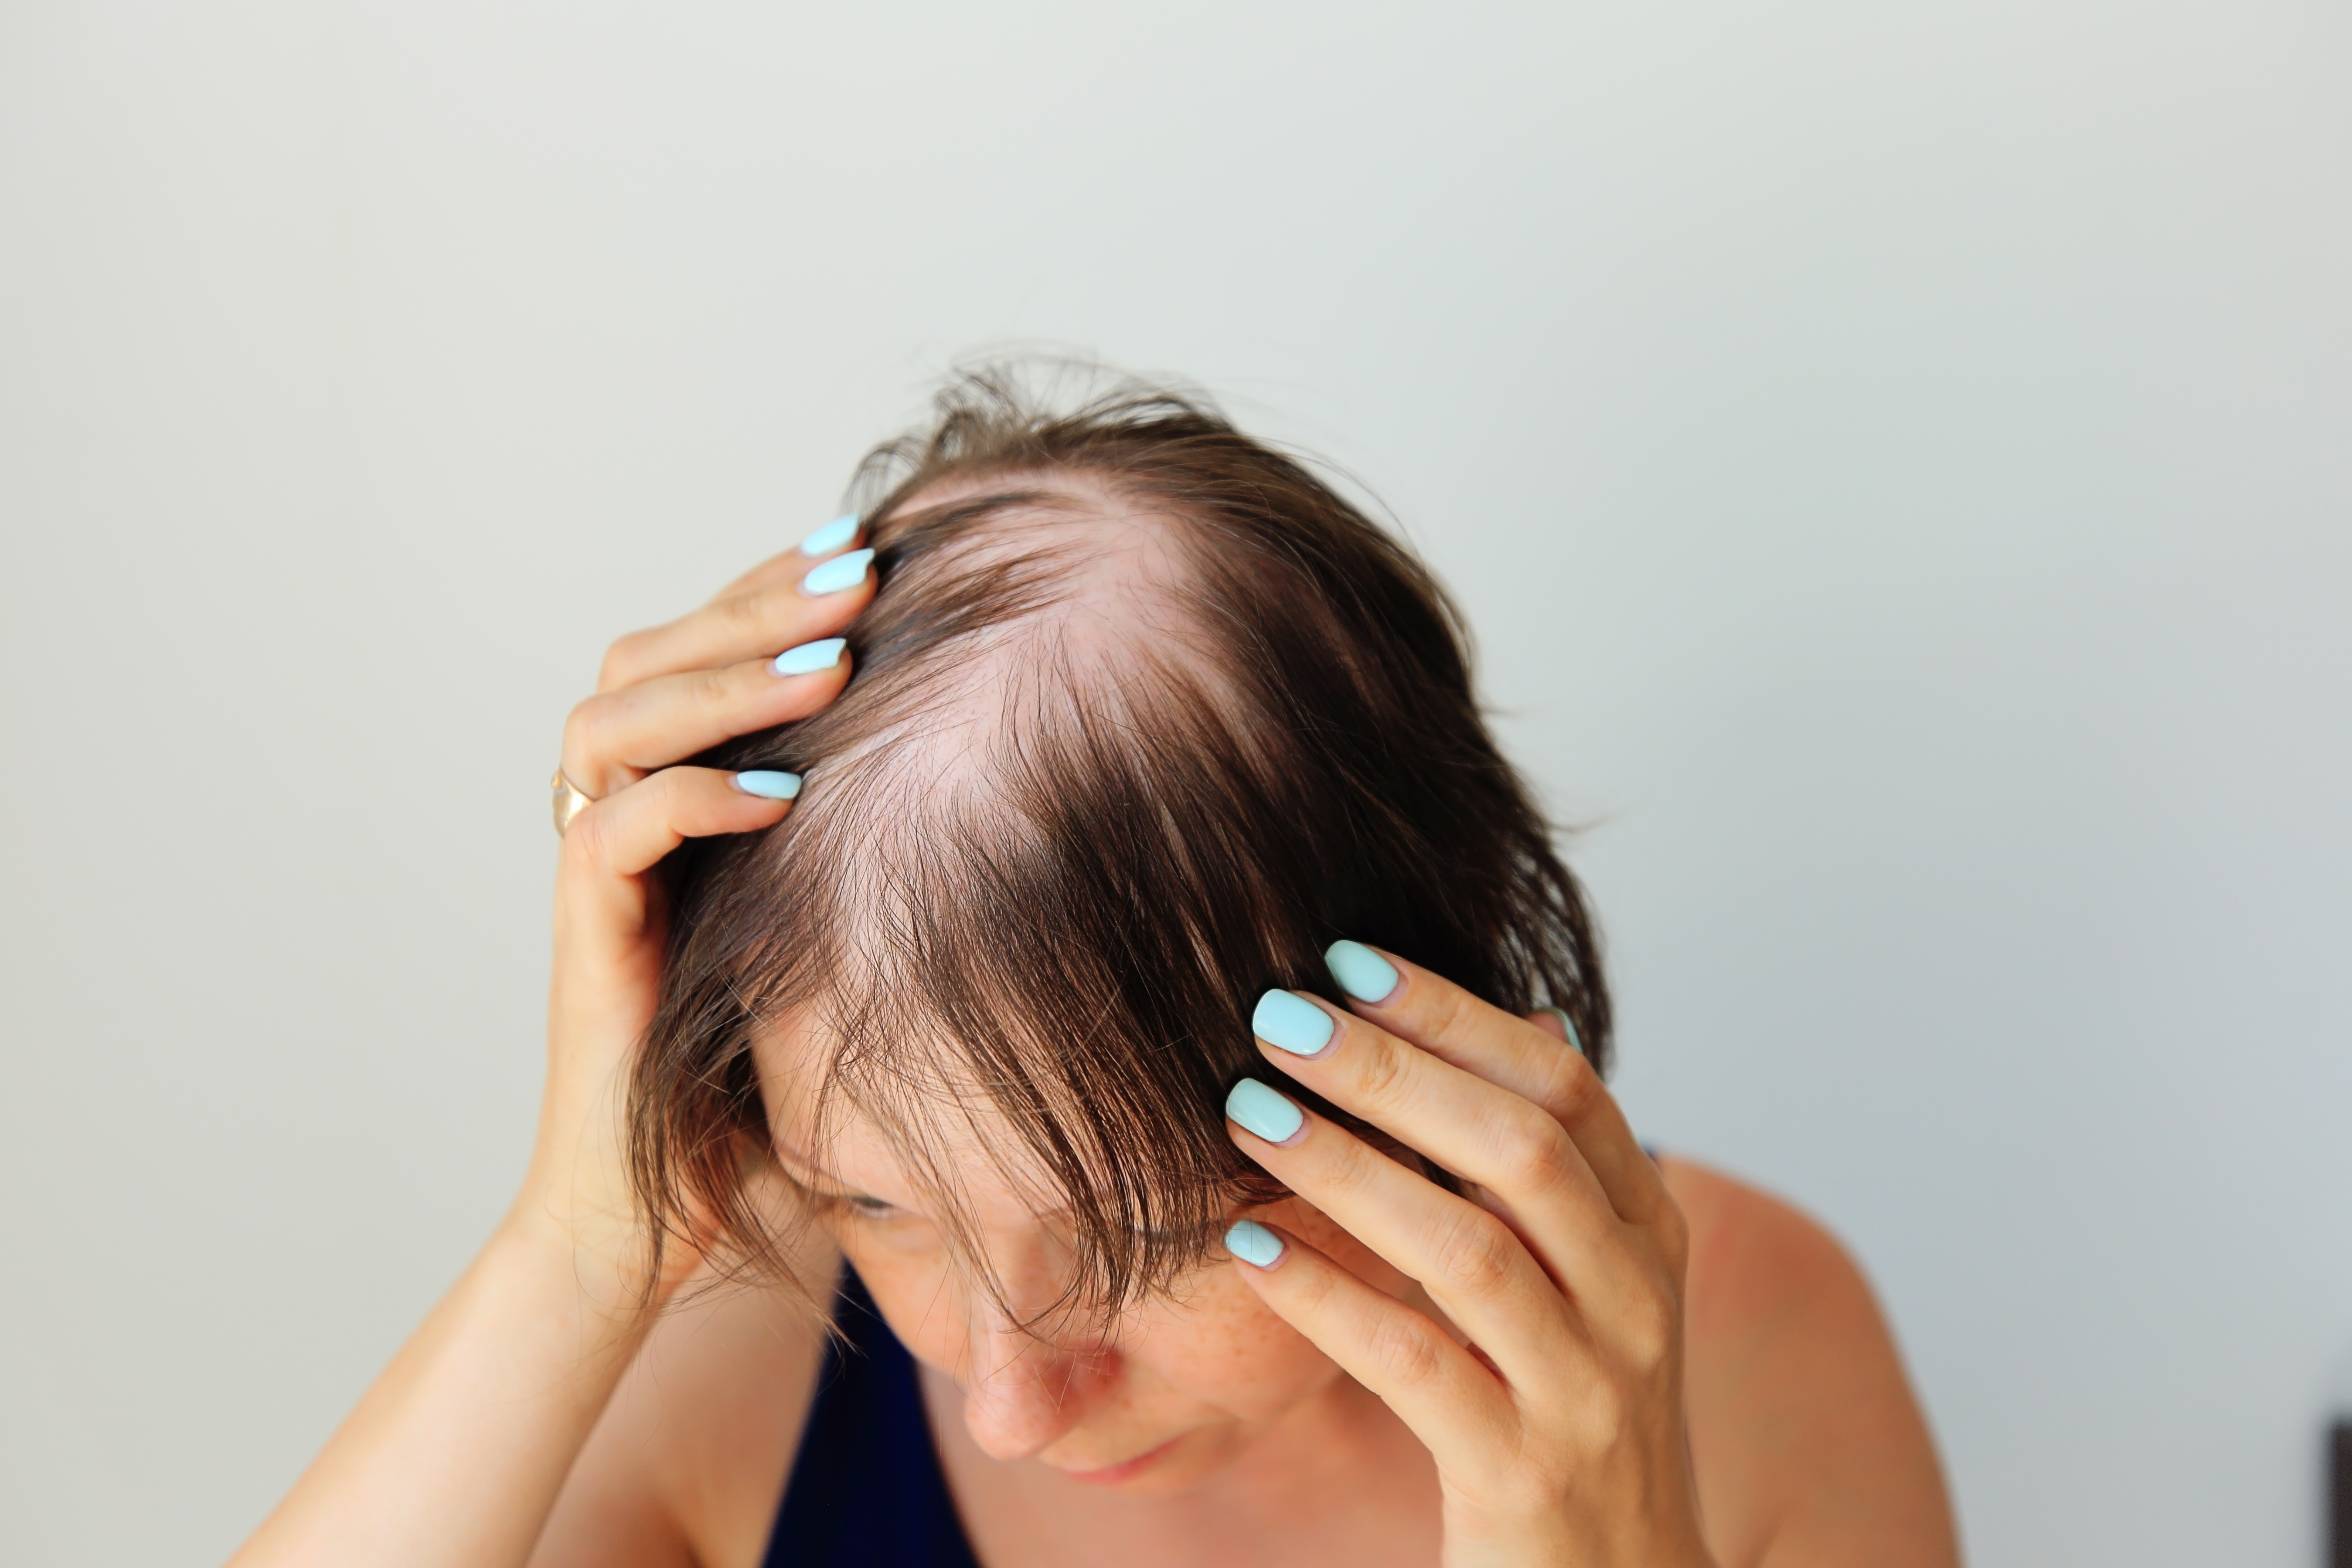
[844,1194,899,1219]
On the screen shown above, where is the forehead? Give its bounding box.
[751,1006,1057,1225]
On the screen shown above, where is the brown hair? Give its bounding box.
[631,365,1609,1317]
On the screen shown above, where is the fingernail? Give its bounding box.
[1539,1004,1586,1058]
[1224,1219,1287,1268]
[800,548,875,596]
[1225,1078,1306,1143]
[798,514,859,556]
[771,637,846,676]
[1252,990,1336,1057]
[1322,940,1399,1004]
[733,770,803,800]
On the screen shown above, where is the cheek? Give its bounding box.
[827,1200,1405,1428]
[1120,1199,1395,1420]
[829,1222,970,1369]
[1155,1277,1334,1417]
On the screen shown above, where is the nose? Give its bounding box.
[957,1313,1114,1462]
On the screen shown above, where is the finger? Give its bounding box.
[1321,944,1667,1227]
[1221,1218,1518,1476]
[562,643,853,798]
[1245,993,1646,1322]
[1224,1080,1584,1384]
[598,548,877,691]
[711,513,865,598]
[561,766,797,888]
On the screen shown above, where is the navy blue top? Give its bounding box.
[762,1267,981,1568]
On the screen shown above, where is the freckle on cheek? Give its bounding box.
[1172,1284,1336,1411]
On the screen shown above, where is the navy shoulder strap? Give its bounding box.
[762,1266,981,1568]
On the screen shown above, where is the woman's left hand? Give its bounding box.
[1222,946,1714,1568]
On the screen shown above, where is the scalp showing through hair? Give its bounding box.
[632,367,1610,1321]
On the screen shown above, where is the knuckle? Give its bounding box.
[644,766,696,815]
[562,802,619,872]
[716,588,772,632]
[1428,1208,1519,1296]
[1424,983,1480,1042]
[1488,1107,1574,1194]
[1654,1196,1692,1271]
[1544,1051,1603,1118]
[1365,1313,1448,1390]
[1619,1286,1680,1371]
[1287,1258,1344,1314]
[1314,1142,1383,1205]
[1289,1260,1354,1325]
[563,694,613,760]
[684,663,738,710]
[598,631,654,692]
[1348,1031,1413,1107]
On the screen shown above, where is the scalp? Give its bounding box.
[786,477,1223,846]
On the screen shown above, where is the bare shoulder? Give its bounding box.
[1664,1158,1878,1347]
[1658,1156,1960,1568]
[529,1251,836,1568]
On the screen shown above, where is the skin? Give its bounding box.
[230,495,1961,1568]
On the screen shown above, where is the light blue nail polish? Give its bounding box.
[797,514,859,557]
[1253,990,1336,1057]
[771,637,846,676]
[1323,940,1399,1004]
[734,770,803,800]
[1224,1219,1286,1268]
[800,548,875,596]
[1226,1078,1305,1143]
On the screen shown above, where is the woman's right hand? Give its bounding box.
[517,529,876,1309]
[230,524,876,1568]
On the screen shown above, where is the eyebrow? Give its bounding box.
[767,1139,875,1203]
[770,1138,1153,1228]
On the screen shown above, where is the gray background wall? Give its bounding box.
[3,2,2348,1563]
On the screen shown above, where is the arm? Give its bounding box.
[528,1244,834,1568]
[230,1219,655,1567]
[230,528,875,1568]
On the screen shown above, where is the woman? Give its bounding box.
[233,372,1959,1568]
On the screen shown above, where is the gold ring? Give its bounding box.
[551,769,595,837]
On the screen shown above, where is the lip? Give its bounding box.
[1056,1435,1181,1487]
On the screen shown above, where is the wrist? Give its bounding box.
[495,1179,671,1330]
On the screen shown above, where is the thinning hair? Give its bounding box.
[631,365,1609,1319]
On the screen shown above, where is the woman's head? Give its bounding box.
[630,366,1607,1471]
